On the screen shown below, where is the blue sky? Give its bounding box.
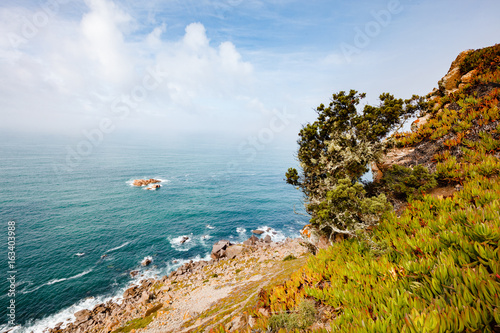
[1,0,499,146]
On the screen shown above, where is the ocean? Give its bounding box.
[0,140,308,332]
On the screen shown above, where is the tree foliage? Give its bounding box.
[383,164,437,201]
[287,90,427,237]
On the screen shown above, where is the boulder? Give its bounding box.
[130,270,139,277]
[251,230,264,235]
[226,245,244,259]
[146,184,161,190]
[243,235,259,246]
[179,236,190,244]
[74,309,92,322]
[411,114,431,132]
[263,235,272,243]
[123,286,139,299]
[211,240,231,260]
[461,69,477,84]
[438,49,473,94]
[139,290,152,305]
[92,305,107,314]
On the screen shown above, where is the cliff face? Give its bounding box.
[255,44,500,332]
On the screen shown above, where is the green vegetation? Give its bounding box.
[111,304,164,333]
[460,44,500,74]
[382,165,437,201]
[268,300,317,331]
[283,254,297,261]
[286,90,427,239]
[246,44,500,332]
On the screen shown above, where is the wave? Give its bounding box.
[75,252,85,257]
[236,227,246,234]
[165,253,212,273]
[16,293,116,333]
[140,256,153,266]
[16,250,212,333]
[168,234,195,252]
[21,269,93,295]
[105,241,130,253]
[254,226,286,242]
[206,224,215,229]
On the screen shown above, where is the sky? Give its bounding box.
[0,0,499,147]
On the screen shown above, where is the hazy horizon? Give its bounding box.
[1,0,500,146]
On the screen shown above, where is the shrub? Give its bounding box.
[283,254,297,261]
[309,177,391,237]
[268,300,316,331]
[383,164,437,200]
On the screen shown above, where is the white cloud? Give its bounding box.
[80,0,133,83]
[0,0,260,137]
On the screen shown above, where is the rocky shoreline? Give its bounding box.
[46,235,309,333]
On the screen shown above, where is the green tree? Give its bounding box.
[287,90,427,238]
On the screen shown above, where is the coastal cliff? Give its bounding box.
[47,44,500,333]
[48,238,308,333]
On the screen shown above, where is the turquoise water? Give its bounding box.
[0,141,307,332]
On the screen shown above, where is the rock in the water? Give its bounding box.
[130,270,139,277]
[146,184,161,190]
[179,236,190,244]
[251,229,264,235]
[141,257,152,266]
[132,179,161,187]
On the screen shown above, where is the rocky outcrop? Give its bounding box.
[132,179,161,187]
[211,240,232,260]
[410,114,431,132]
[251,229,264,235]
[48,238,307,333]
[300,224,333,253]
[146,184,161,190]
[243,235,259,246]
[438,49,473,95]
[225,245,244,259]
